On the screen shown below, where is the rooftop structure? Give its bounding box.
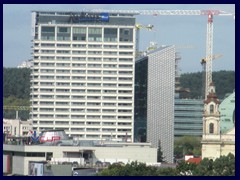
[3,140,157,175]
[17,59,33,68]
[3,119,33,137]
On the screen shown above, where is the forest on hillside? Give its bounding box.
[3,68,235,120]
[3,68,31,120]
[180,70,235,99]
[3,67,31,99]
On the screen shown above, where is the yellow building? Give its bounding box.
[201,82,235,160]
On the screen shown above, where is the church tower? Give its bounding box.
[201,82,221,160]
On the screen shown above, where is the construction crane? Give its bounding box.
[147,43,195,51]
[135,23,155,57]
[135,23,154,31]
[91,9,234,99]
[201,54,223,99]
[3,106,30,119]
[201,54,223,68]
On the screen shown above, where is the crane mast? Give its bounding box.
[91,9,233,99]
[206,13,214,99]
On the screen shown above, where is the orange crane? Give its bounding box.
[91,9,234,99]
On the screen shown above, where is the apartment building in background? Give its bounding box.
[31,11,136,142]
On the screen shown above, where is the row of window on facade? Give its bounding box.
[32,121,131,126]
[33,74,133,81]
[32,107,132,113]
[33,95,132,100]
[34,58,133,62]
[34,64,133,70]
[3,126,30,130]
[39,26,133,42]
[32,89,132,94]
[32,91,132,98]
[32,102,132,106]
[27,126,132,132]
[33,114,132,118]
[33,77,132,83]
[32,101,132,106]
[33,83,133,89]
[34,50,134,56]
[35,43,133,49]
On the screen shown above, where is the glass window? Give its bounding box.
[209,123,214,134]
[104,28,118,42]
[42,27,55,33]
[57,27,71,41]
[58,27,70,33]
[41,26,55,40]
[119,28,133,42]
[88,28,102,42]
[73,27,86,41]
[210,104,214,114]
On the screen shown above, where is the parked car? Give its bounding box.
[85,160,90,166]
[72,161,78,167]
[95,160,103,166]
[102,162,111,167]
[112,161,125,166]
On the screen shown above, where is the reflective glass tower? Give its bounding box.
[135,46,175,163]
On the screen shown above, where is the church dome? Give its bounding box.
[219,91,235,133]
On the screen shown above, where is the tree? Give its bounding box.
[3,96,30,120]
[97,161,159,176]
[193,153,235,176]
[97,154,235,176]
[3,68,31,120]
[212,153,235,176]
[192,158,214,176]
[174,136,201,158]
[180,70,235,99]
[157,167,178,176]
[3,67,31,99]
[157,140,165,162]
[176,161,197,176]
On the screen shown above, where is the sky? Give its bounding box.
[3,4,235,73]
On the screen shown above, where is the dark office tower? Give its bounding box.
[174,99,204,138]
[135,46,175,163]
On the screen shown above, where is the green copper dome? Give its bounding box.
[219,91,235,133]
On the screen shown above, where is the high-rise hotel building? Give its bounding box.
[31,11,136,142]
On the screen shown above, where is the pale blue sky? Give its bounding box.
[3,4,235,73]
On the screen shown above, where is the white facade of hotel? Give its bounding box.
[31,11,136,142]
